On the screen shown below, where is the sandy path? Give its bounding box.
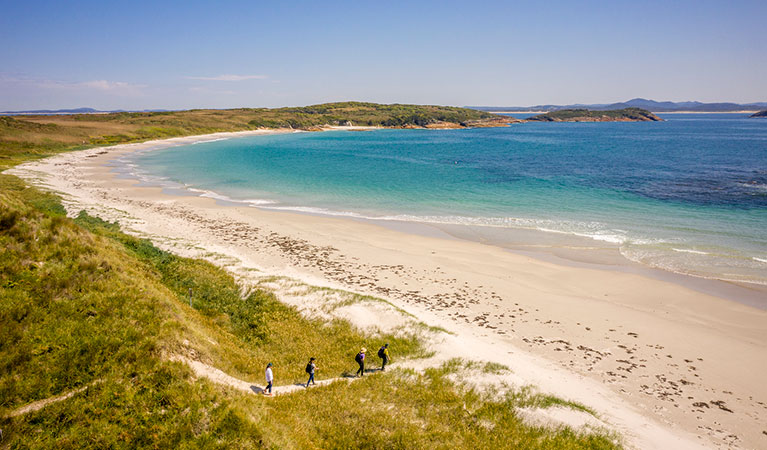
[7,132,767,449]
[171,355,362,396]
[4,381,102,418]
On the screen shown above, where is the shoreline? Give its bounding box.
[7,130,767,449]
[119,134,767,299]
[272,211,767,309]
[426,220,767,309]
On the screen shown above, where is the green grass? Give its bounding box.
[5,362,267,449]
[248,364,618,449]
[482,361,511,374]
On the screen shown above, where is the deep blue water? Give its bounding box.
[130,114,767,284]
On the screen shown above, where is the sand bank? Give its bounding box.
[7,130,767,449]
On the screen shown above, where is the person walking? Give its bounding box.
[264,362,274,395]
[355,348,366,377]
[305,357,317,387]
[378,343,390,371]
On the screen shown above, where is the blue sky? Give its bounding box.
[1,0,765,110]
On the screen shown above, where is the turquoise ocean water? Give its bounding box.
[128,114,767,285]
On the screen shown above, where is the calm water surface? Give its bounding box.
[130,114,767,285]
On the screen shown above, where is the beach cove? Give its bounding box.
[7,128,767,449]
[127,115,767,289]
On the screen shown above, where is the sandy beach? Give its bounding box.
[7,130,767,449]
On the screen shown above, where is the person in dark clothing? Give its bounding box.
[305,357,317,387]
[355,348,366,377]
[378,343,390,371]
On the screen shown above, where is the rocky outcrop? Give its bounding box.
[749,110,767,118]
[461,116,524,127]
[400,116,518,129]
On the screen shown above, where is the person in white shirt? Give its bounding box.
[264,362,274,395]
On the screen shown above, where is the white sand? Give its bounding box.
[7,130,767,449]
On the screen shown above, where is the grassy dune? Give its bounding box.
[0,106,619,449]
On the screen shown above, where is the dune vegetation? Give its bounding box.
[0,105,620,449]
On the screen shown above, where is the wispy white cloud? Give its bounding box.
[189,86,236,95]
[1,74,146,93]
[185,74,267,81]
[78,80,147,90]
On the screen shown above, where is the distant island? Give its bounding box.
[471,98,767,113]
[750,110,767,118]
[526,108,662,122]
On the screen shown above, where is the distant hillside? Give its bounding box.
[2,107,101,114]
[1,103,510,127]
[471,98,767,113]
[750,110,767,118]
[245,102,512,129]
[527,108,662,122]
[0,107,172,115]
[1,102,509,128]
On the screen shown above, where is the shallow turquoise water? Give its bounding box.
[131,114,767,285]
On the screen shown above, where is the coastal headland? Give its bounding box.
[5,121,766,448]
